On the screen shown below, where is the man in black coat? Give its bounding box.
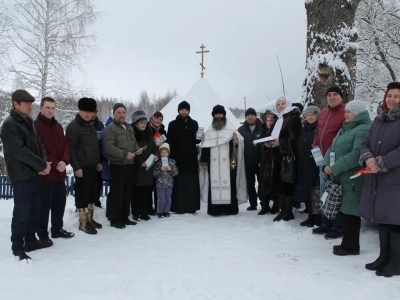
[167,101,201,214]
[66,98,103,234]
[1,90,52,260]
[238,108,263,211]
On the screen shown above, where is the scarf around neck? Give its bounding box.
[270,97,297,139]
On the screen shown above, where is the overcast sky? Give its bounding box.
[82,0,307,110]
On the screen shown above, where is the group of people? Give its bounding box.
[1,83,399,278]
[251,84,400,278]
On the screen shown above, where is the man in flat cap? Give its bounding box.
[66,98,103,234]
[200,105,247,216]
[166,101,201,214]
[1,90,52,260]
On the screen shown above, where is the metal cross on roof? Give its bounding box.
[196,44,210,78]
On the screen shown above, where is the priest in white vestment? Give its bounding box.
[200,105,247,216]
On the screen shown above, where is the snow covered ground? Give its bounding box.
[0,197,399,300]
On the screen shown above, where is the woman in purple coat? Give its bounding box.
[359,82,400,278]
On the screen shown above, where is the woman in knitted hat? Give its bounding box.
[359,82,400,277]
[319,100,371,255]
[294,105,321,227]
[130,110,158,221]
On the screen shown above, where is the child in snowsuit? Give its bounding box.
[153,143,178,218]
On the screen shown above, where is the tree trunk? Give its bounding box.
[302,0,361,108]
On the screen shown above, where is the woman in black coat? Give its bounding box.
[294,105,321,227]
[267,96,302,222]
[258,113,280,215]
[131,110,158,221]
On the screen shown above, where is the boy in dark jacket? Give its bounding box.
[153,143,178,218]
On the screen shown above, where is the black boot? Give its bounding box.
[24,238,53,252]
[366,225,390,271]
[300,214,315,227]
[376,229,400,277]
[13,250,31,261]
[258,199,270,215]
[51,229,75,239]
[110,222,126,229]
[314,214,322,227]
[270,199,280,215]
[273,196,285,222]
[282,197,294,221]
[299,202,309,214]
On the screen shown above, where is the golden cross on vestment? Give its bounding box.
[196,44,210,78]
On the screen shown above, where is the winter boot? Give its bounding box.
[78,208,97,235]
[300,214,315,227]
[13,250,31,261]
[88,203,102,229]
[24,238,53,252]
[299,202,309,214]
[51,228,75,239]
[123,219,137,226]
[282,197,295,221]
[366,225,390,271]
[376,230,400,277]
[270,199,280,215]
[246,205,257,211]
[141,214,151,221]
[258,199,270,215]
[110,222,126,229]
[314,214,322,227]
[273,196,286,222]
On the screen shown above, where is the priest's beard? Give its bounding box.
[212,116,227,130]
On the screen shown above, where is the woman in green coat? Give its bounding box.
[321,100,372,256]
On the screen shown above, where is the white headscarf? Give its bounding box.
[270,96,298,139]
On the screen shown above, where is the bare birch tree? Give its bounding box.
[0,1,11,83]
[7,0,98,98]
[356,0,400,105]
[302,0,361,108]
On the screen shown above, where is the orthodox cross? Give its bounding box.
[196,44,210,78]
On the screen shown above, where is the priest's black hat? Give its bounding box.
[212,104,226,117]
[178,101,190,112]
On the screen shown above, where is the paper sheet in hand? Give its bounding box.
[196,127,204,140]
[154,134,167,144]
[145,154,155,171]
[311,147,324,166]
[320,191,328,205]
[253,136,276,145]
[350,168,371,179]
[161,157,169,167]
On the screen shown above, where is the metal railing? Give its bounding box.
[0,175,110,199]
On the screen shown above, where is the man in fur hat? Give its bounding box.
[66,98,103,234]
[200,105,247,216]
